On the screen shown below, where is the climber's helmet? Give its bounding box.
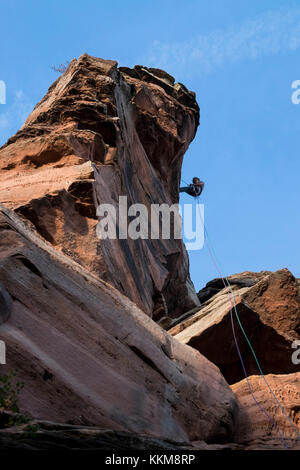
[192,177,202,186]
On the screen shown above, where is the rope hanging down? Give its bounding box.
[194,195,300,449]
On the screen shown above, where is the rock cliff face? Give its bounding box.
[170,269,300,384]
[0,204,237,443]
[232,373,300,449]
[0,54,299,450]
[0,54,200,319]
[170,270,300,449]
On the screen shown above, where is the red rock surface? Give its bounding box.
[232,373,300,450]
[0,204,237,443]
[0,54,200,319]
[170,269,300,384]
[1,54,298,451]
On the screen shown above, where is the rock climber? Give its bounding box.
[179,177,204,198]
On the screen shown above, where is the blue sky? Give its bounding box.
[1,0,300,290]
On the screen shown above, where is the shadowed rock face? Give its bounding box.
[0,281,12,324]
[0,204,237,444]
[0,411,243,451]
[170,269,300,384]
[0,54,200,319]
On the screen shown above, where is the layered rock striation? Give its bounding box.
[0,203,237,443]
[0,54,200,319]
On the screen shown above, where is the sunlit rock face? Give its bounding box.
[0,54,200,318]
[232,373,300,450]
[0,204,237,443]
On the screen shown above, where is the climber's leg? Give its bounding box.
[180,186,196,197]
[180,186,191,194]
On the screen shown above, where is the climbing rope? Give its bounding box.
[193,195,300,448]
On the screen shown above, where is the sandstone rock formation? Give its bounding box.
[0,203,237,444]
[1,53,299,451]
[170,269,300,384]
[169,270,300,449]
[0,54,200,319]
[0,411,240,450]
[232,373,300,450]
[0,281,12,325]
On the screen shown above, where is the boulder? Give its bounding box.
[170,270,300,384]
